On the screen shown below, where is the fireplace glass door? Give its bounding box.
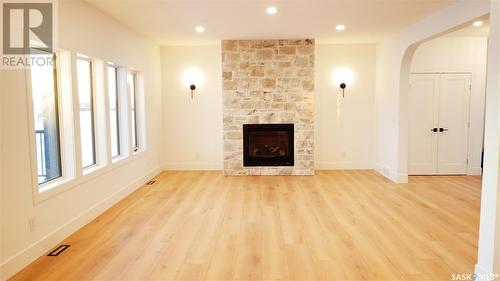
[243,124,294,166]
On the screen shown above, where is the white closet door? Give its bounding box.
[436,73,471,174]
[408,74,440,175]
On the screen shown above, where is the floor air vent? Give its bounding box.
[147,179,156,185]
[47,245,70,256]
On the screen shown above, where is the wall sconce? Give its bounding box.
[189,84,196,99]
[340,82,347,98]
[182,67,204,100]
[332,68,354,98]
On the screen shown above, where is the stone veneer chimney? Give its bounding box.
[222,39,315,175]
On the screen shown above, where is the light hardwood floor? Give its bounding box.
[11,170,481,281]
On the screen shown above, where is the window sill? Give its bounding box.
[112,154,128,164]
[83,163,106,176]
[33,150,147,204]
[38,177,74,194]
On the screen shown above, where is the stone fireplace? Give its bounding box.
[222,39,314,175]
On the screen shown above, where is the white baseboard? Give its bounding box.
[0,167,161,281]
[164,162,375,171]
[375,165,394,182]
[162,162,222,170]
[315,162,374,170]
[395,172,408,183]
[468,166,483,176]
[374,165,408,183]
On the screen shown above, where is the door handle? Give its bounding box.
[439,128,449,132]
[430,128,438,132]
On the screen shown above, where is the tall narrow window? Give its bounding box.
[127,73,139,151]
[77,56,96,168]
[108,64,120,158]
[31,51,62,184]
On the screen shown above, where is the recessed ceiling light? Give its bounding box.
[336,24,346,31]
[195,26,205,33]
[266,6,277,15]
[473,21,483,27]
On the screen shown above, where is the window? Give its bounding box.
[28,50,147,199]
[108,64,120,158]
[77,56,96,168]
[127,72,139,151]
[31,51,62,184]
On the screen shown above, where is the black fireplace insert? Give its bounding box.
[243,124,294,166]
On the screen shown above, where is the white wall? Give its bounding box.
[0,73,4,280]
[315,44,376,169]
[160,44,377,170]
[478,0,500,275]
[161,45,223,170]
[410,37,488,175]
[0,1,162,279]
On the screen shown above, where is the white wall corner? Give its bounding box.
[0,167,161,281]
[476,0,500,275]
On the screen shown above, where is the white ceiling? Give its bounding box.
[85,0,458,45]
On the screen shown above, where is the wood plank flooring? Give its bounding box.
[10,170,482,281]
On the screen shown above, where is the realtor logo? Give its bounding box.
[1,0,57,68]
[2,1,53,54]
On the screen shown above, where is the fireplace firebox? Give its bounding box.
[243,124,294,166]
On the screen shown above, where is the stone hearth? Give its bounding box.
[222,39,315,175]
